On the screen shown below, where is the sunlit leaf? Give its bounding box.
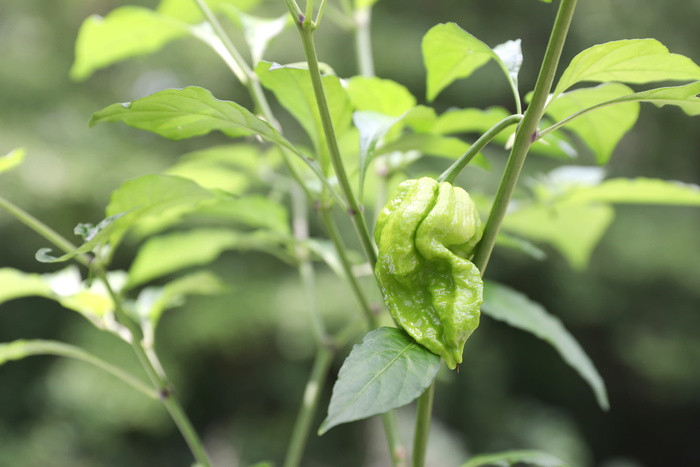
[545,83,639,164]
[0,148,26,175]
[319,327,441,434]
[255,62,352,170]
[91,86,289,145]
[553,39,700,99]
[483,282,609,411]
[345,76,416,116]
[355,0,382,8]
[423,23,495,102]
[71,6,190,81]
[193,196,290,235]
[222,8,289,65]
[0,268,53,304]
[579,81,700,117]
[164,161,250,194]
[422,23,521,107]
[462,449,571,467]
[502,202,615,269]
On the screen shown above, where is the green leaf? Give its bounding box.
[422,23,521,107]
[495,234,547,261]
[37,175,218,263]
[164,161,250,194]
[502,201,614,270]
[194,196,290,235]
[355,0,381,8]
[91,86,288,144]
[354,111,406,197]
[222,8,289,65]
[423,23,494,102]
[127,228,282,288]
[345,76,416,116]
[0,148,26,175]
[553,39,700,99]
[319,327,441,434]
[0,268,53,304]
[71,6,190,81]
[462,450,571,467]
[255,62,352,169]
[545,83,639,164]
[483,282,609,411]
[564,177,700,205]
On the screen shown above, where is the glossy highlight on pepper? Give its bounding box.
[374,177,484,369]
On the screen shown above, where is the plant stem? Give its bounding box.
[297,24,378,266]
[0,195,89,268]
[354,7,375,77]
[95,268,213,467]
[283,347,335,467]
[383,410,408,467]
[437,114,523,184]
[472,0,578,275]
[411,382,435,467]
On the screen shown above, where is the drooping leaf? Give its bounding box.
[422,23,521,107]
[482,282,609,411]
[0,148,26,175]
[319,327,441,434]
[462,450,571,467]
[345,76,416,116]
[222,8,289,65]
[127,228,282,288]
[545,83,639,164]
[0,268,53,304]
[553,39,700,99]
[255,62,352,170]
[71,6,190,81]
[354,111,406,197]
[502,202,615,270]
[0,339,157,398]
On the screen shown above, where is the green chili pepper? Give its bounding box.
[374,177,483,369]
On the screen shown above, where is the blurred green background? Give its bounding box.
[1,0,699,466]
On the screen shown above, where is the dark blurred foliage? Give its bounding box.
[1,1,699,466]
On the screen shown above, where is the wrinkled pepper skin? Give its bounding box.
[374,177,483,369]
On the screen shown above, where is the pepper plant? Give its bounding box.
[2,0,700,466]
